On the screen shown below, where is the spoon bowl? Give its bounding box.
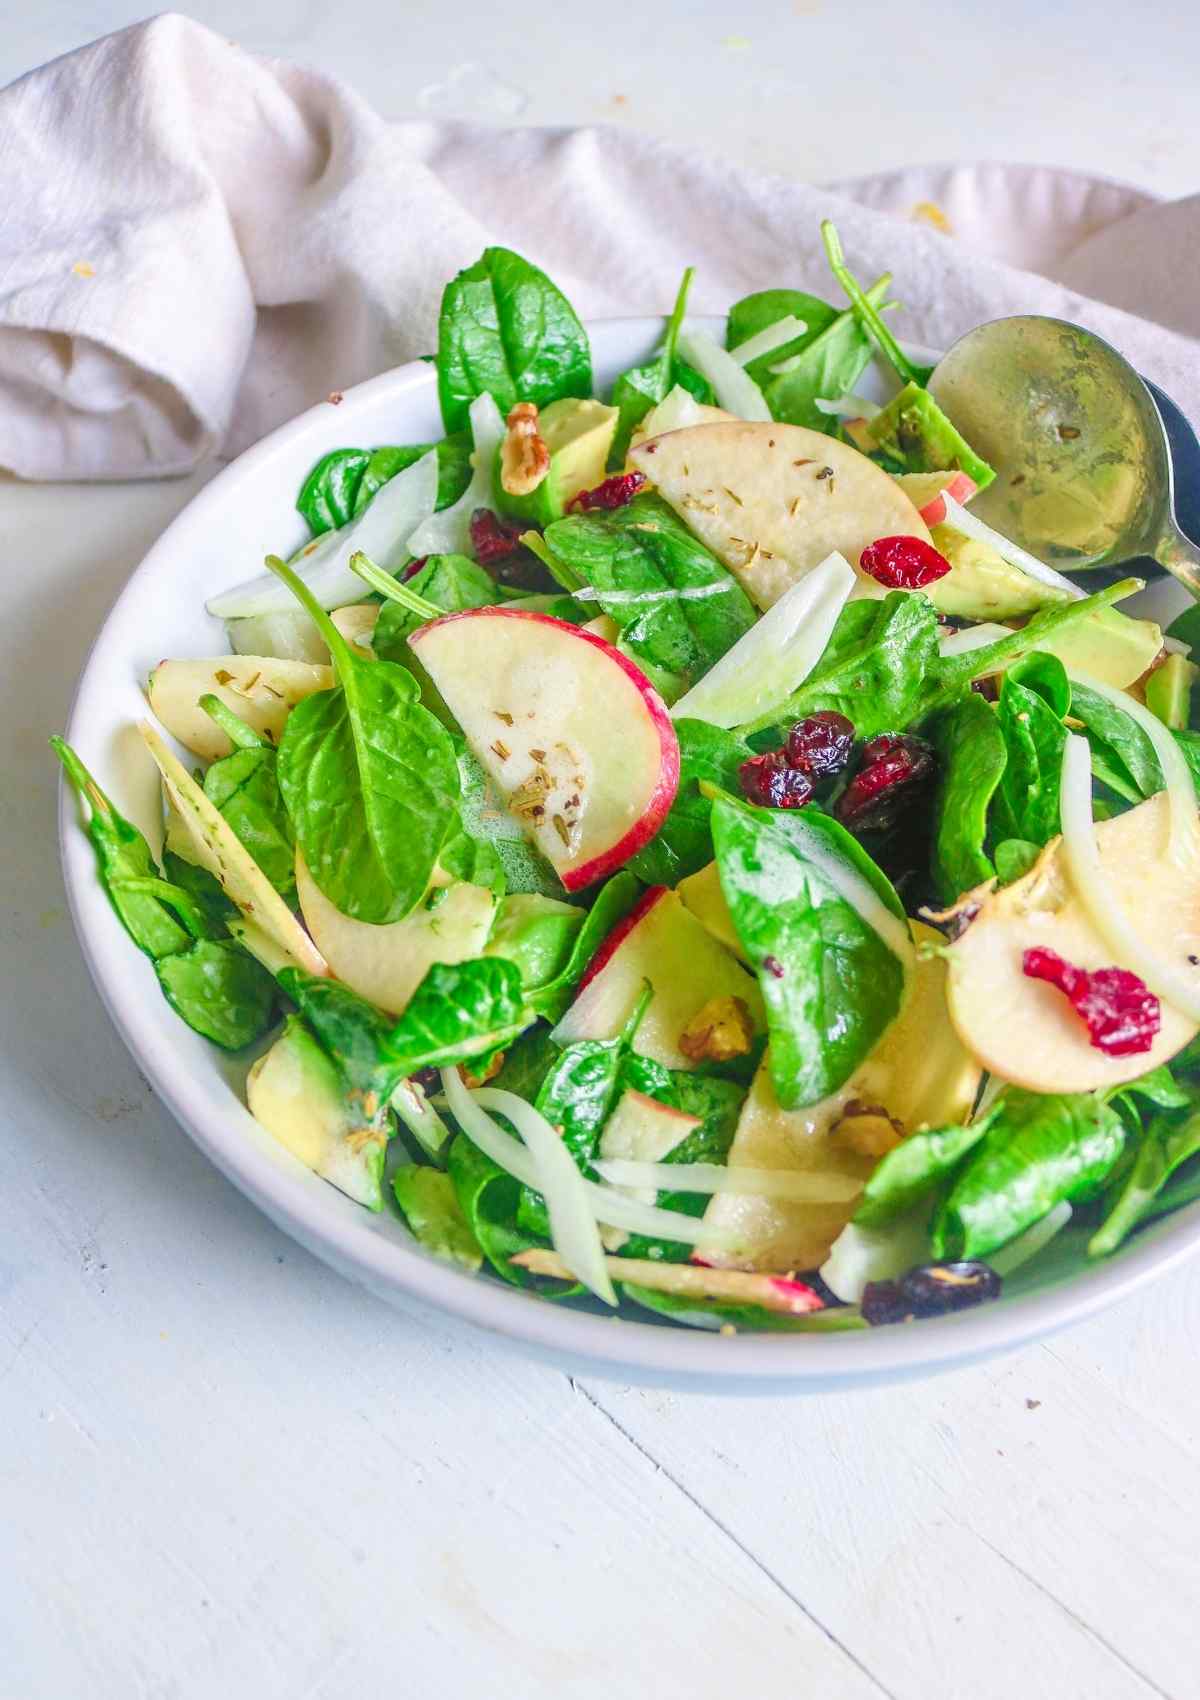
[929,315,1200,597]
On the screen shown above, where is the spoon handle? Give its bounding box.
[1156,525,1200,600]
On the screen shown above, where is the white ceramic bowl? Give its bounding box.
[60,317,1200,1391]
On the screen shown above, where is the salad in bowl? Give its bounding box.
[56,223,1200,1340]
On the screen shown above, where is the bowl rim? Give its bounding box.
[59,321,1200,1388]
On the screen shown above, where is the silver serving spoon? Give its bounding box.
[927,315,1200,597]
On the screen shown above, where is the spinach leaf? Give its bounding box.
[437,246,592,435]
[629,720,754,886]
[199,696,296,903]
[491,1024,562,1101]
[270,555,460,925]
[1167,602,1200,656]
[726,288,839,382]
[711,794,908,1108]
[991,653,1070,848]
[279,957,531,1105]
[446,1134,553,1285]
[930,692,1007,902]
[526,870,640,1022]
[1089,1104,1200,1256]
[156,938,278,1051]
[485,893,585,994]
[744,592,940,743]
[854,1109,1000,1229]
[54,739,193,960]
[543,493,756,699]
[1110,1066,1192,1114]
[608,267,699,468]
[298,436,472,536]
[621,1285,867,1332]
[437,827,506,896]
[994,839,1041,885]
[455,748,564,899]
[757,278,891,432]
[393,1166,483,1272]
[161,851,238,929]
[933,1089,1125,1260]
[371,554,497,658]
[618,1074,746,1263]
[821,222,933,388]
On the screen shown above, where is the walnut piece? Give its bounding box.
[459,1051,506,1090]
[500,402,550,496]
[678,996,755,1064]
[834,1100,904,1159]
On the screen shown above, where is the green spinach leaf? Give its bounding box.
[933,1088,1126,1260]
[726,288,839,381]
[156,939,278,1051]
[371,553,498,658]
[270,555,460,924]
[199,696,296,903]
[993,839,1041,885]
[297,449,373,535]
[446,1134,554,1285]
[1089,1104,1200,1255]
[437,247,592,434]
[629,720,754,886]
[618,1074,746,1263]
[711,794,908,1108]
[930,692,1007,902]
[298,436,472,536]
[757,278,891,432]
[991,653,1070,847]
[485,893,585,994]
[543,493,756,699]
[393,1166,483,1271]
[854,1108,1000,1229]
[525,871,640,1022]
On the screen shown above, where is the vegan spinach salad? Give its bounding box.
[56,223,1200,1336]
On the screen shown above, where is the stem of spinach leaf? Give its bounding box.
[349,550,443,621]
[821,220,930,388]
[199,693,266,751]
[264,553,358,675]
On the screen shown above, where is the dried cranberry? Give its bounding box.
[786,711,855,777]
[568,471,647,513]
[1022,946,1160,1056]
[899,1261,1002,1316]
[861,1280,912,1326]
[739,750,813,810]
[836,733,934,832]
[859,535,952,589]
[401,555,429,582]
[469,508,526,568]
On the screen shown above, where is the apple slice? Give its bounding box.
[599,1088,703,1186]
[629,422,931,610]
[551,885,765,1069]
[295,850,496,1014]
[893,469,979,525]
[946,792,1199,1093]
[138,721,328,977]
[147,655,334,760]
[698,923,980,1271]
[409,608,679,892]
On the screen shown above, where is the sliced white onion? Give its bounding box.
[392,1079,452,1160]
[727,316,808,367]
[989,1201,1072,1276]
[207,450,440,618]
[472,1085,615,1306]
[1163,635,1192,657]
[1067,669,1200,865]
[938,621,1014,659]
[406,391,506,558]
[572,582,735,608]
[1059,733,1200,1020]
[676,325,772,422]
[811,393,882,420]
[819,1210,930,1305]
[639,385,709,438]
[939,493,1084,602]
[227,608,329,663]
[594,1158,862,1203]
[510,1249,826,1314]
[670,551,855,729]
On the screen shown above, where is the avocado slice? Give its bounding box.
[494,397,619,526]
[1145,652,1199,729]
[927,522,1068,619]
[867,382,995,490]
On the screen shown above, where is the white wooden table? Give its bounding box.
[5,6,1200,1696]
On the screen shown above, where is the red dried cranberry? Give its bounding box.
[861,1280,912,1327]
[1022,946,1160,1056]
[898,1261,1002,1316]
[469,508,525,568]
[859,535,952,589]
[401,555,429,582]
[568,472,647,513]
[836,733,934,832]
[739,750,813,810]
[786,712,856,777]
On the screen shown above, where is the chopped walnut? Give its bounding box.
[459,1051,505,1090]
[678,996,756,1064]
[834,1100,905,1158]
[500,402,550,496]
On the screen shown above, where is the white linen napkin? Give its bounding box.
[1,13,1197,482]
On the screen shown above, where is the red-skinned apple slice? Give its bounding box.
[552,885,765,1069]
[409,609,679,892]
[893,470,979,526]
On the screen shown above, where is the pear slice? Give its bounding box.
[137,721,328,977]
[698,923,980,1271]
[295,850,497,1015]
[946,792,1200,1092]
[629,422,930,610]
[147,655,333,760]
